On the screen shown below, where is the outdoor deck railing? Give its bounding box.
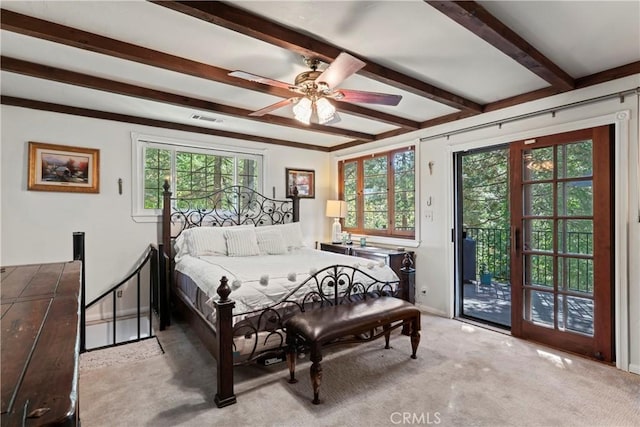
[465,227,511,282]
[465,227,594,292]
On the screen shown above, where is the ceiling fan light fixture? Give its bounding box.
[315,97,335,124]
[293,97,313,124]
[232,52,400,121]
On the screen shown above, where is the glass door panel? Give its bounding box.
[523,182,554,216]
[455,146,511,328]
[524,289,555,328]
[558,294,594,335]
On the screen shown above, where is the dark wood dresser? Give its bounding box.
[320,242,415,303]
[1,261,81,427]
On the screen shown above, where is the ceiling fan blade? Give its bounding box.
[229,70,295,90]
[248,98,298,116]
[315,52,366,89]
[323,111,341,125]
[333,89,402,106]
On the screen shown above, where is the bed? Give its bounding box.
[158,182,415,407]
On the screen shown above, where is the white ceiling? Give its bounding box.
[1,1,638,151]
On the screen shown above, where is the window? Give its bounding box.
[132,134,263,221]
[339,146,415,239]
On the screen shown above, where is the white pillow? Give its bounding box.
[255,227,288,255]
[224,228,260,257]
[184,227,227,256]
[279,222,305,250]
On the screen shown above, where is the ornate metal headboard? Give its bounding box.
[161,180,299,251]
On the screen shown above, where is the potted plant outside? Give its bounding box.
[480,264,493,286]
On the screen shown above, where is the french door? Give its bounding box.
[509,126,614,362]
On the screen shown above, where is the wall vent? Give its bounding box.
[191,114,223,124]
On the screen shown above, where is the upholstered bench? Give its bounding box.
[285,297,421,404]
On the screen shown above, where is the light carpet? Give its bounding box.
[80,337,164,371]
[79,314,640,426]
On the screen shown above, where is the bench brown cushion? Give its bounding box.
[285,297,420,344]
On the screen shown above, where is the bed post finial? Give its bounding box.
[400,253,416,304]
[288,186,300,223]
[402,252,414,270]
[217,276,232,302]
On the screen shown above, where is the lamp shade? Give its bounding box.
[325,200,347,218]
[293,97,312,124]
[315,97,336,124]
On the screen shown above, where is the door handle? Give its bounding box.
[511,226,520,256]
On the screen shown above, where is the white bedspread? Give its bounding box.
[175,247,399,315]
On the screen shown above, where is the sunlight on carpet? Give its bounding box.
[80,338,164,371]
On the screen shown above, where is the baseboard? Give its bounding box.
[415,302,448,317]
[629,363,640,375]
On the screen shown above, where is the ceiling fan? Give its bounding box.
[228,52,402,125]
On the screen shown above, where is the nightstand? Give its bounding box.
[319,242,351,255]
[319,242,415,303]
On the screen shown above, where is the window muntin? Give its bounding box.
[339,146,415,239]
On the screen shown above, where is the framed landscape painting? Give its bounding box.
[28,141,100,193]
[286,168,315,198]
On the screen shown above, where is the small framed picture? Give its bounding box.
[286,168,315,198]
[28,141,100,193]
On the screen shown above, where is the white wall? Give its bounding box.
[333,74,640,373]
[0,107,330,301]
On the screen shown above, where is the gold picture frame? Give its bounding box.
[286,168,315,198]
[28,141,100,193]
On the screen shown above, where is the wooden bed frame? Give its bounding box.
[159,181,415,407]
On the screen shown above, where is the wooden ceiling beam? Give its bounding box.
[575,60,640,89]
[1,96,332,152]
[485,60,640,112]
[0,9,415,130]
[426,1,574,91]
[334,103,419,130]
[152,1,482,113]
[0,56,377,141]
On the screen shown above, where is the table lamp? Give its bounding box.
[325,200,347,243]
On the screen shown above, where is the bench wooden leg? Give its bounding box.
[286,334,298,384]
[410,317,420,359]
[401,321,410,336]
[310,346,323,404]
[383,323,391,349]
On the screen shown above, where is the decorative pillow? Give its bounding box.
[224,228,260,257]
[279,222,305,250]
[184,227,227,256]
[255,227,288,255]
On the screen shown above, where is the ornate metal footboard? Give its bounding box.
[212,262,413,407]
[229,263,400,365]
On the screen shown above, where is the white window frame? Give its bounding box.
[131,133,265,222]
